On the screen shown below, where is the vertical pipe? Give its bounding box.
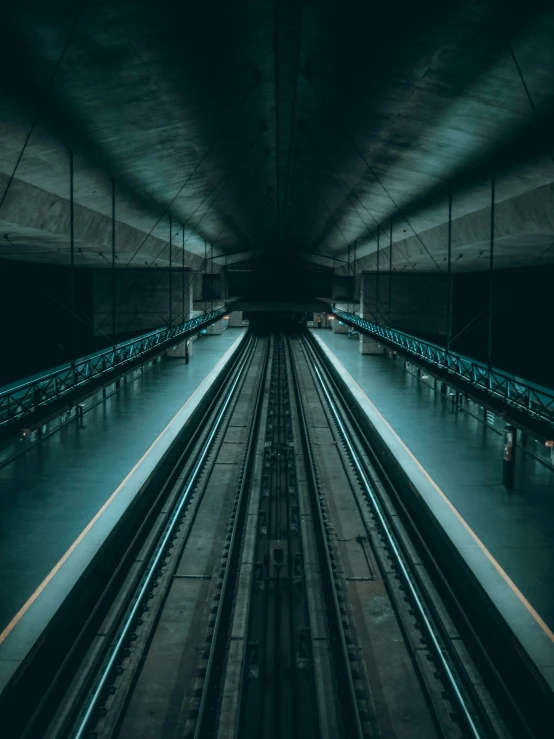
[69,150,75,362]
[204,239,207,315]
[488,170,495,383]
[354,240,357,311]
[168,215,172,328]
[389,216,393,327]
[446,190,452,357]
[182,225,185,323]
[376,227,380,325]
[347,243,351,312]
[111,178,116,349]
[210,242,214,315]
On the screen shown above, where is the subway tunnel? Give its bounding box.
[1,2,554,737]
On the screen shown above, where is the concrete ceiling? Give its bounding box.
[1,1,554,275]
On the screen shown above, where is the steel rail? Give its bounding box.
[193,336,271,739]
[301,335,484,739]
[71,334,255,739]
[287,337,364,739]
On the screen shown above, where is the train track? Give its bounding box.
[13,330,531,739]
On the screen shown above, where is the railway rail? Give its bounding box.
[5,328,544,739]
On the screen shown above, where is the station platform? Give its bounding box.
[312,329,554,688]
[0,329,246,690]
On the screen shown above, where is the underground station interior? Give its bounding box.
[2,2,554,738]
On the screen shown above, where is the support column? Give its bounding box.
[331,317,348,334]
[69,150,75,362]
[182,224,186,322]
[488,170,495,386]
[168,215,172,328]
[228,311,244,327]
[206,317,228,335]
[376,227,380,325]
[167,338,193,359]
[313,312,329,328]
[359,334,384,355]
[446,190,452,356]
[388,216,393,327]
[111,178,116,350]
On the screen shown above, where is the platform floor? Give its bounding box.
[0,330,242,634]
[314,329,554,632]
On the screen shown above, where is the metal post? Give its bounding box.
[69,150,75,362]
[210,241,214,316]
[168,215,172,328]
[346,244,352,313]
[488,170,495,385]
[376,227,380,325]
[111,178,116,349]
[389,216,393,327]
[182,225,185,323]
[353,240,357,311]
[204,239,207,315]
[446,190,452,357]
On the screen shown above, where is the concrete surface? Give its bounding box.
[313,329,554,633]
[313,328,554,694]
[0,329,245,639]
[1,3,554,277]
[93,268,195,335]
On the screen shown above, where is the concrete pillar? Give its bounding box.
[313,312,329,328]
[205,317,229,335]
[331,318,348,334]
[206,320,222,335]
[93,268,194,336]
[167,338,192,358]
[228,311,243,327]
[359,334,384,354]
[360,270,447,335]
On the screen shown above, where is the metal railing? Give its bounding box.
[333,309,554,434]
[0,309,226,431]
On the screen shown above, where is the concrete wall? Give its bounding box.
[360,272,449,337]
[205,317,229,335]
[312,312,330,328]
[228,311,243,327]
[93,269,193,336]
[0,259,96,384]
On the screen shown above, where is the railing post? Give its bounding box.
[487,168,495,390]
[169,214,173,328]
[376,226,380,325]
[112,177,117,350]
[182,223,185,323]
[388,216,393,327]
[69,150,76,364]
[446,190,452,357]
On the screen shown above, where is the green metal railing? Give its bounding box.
[0,309,226,432]
[333,309,554,434]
